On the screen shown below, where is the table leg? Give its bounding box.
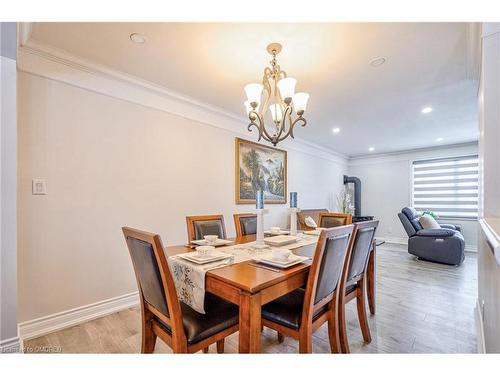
[238,292,262,353]
[367,243,376,315]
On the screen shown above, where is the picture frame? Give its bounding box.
[235,137,287,204]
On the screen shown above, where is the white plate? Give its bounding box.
[253,253,309,269]
[264,230,290,236]
[190,239,233,247]
[264,235,298,247]
[176,251,233,265]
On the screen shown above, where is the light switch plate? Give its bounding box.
[32,178,47,195]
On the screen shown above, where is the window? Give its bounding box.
[412,155,479,219]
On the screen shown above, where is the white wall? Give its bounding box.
[348,143,479,251]
[0,23,19,353]
[17,71,348,323]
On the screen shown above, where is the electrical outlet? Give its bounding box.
[32,178,47,195]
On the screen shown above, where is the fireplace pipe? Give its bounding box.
[343,175,361,217]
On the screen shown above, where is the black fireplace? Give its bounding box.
[343,175,374,223]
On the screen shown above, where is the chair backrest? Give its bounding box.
[347,220,379,282]
[301,225,356,324]
[122,227,184,337]
[399,207,422,237]
[319,212,353,228]
[233,213,257,237]
[186,214,227,241]
[297,208,328,230]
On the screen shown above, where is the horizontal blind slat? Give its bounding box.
[412,155,478,219]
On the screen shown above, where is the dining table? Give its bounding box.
[163,234,376,353]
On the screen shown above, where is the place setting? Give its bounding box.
[249,247,309,272]
[187,234,233,248]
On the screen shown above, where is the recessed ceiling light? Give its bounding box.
[421,106,433,114]
[130,33,146,44]
[368,147,375,152]
[369,57,386,67]
[332,127,340,133]
[436,137,444,142]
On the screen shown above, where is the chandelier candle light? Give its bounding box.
[244,43,309,146]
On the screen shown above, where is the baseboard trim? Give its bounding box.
[0,336,22,353]
[376,237,477,253]
[18,291,139,341]
[475,299,486,353]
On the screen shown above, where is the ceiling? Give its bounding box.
[29,22,479,157]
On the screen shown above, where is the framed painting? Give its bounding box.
[235,137,287,204]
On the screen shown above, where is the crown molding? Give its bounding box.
[348,141,479,166]
[466,22,481,83]
[17,36,348,165]
[17,22,32,47]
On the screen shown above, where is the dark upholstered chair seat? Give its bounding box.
[156,292,238,345]
[261,289,328,330]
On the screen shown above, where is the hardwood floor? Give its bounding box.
[24,246,478,353]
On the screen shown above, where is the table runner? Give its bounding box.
[167,234,319,314]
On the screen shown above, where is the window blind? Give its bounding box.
[412,155,479,219]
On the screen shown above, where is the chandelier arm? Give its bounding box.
[249,111,274,144]
[247,111,264,141]
[258,113,276,143]
[275,105,292,143]
[288,116,307,139]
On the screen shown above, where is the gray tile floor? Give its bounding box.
[25,246,478,353]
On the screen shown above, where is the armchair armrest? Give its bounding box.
[416,228,456,237]
[440,223,461,232]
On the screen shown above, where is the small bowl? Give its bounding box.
[196,245,215,257]
[272,248,292,261]
[270,226,281,233]
[204,235,218,244]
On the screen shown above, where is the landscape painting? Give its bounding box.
[235,137,287,204]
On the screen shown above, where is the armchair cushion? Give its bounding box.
[416,228,457,237]
[401,207,423,232]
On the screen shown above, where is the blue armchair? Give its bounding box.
[397,207,465,265]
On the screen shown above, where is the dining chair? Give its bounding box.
[233,213,257,237]
[261,225,356,353]
[338,220,379,353]
[318,212,352,228]
[186,214,227,242]
[122,227,239,354]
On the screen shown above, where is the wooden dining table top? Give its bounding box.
[162,234,316,294]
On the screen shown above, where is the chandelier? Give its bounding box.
[244,43,309,146]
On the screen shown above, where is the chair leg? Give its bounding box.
[298,327,312,353]
[141,319,157,354]
[338,295,350,354]
[357,279,372,343]
[328,313,342,354]
[216,339,225,354]
[277,332,284,343]
[202,347,209,353]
